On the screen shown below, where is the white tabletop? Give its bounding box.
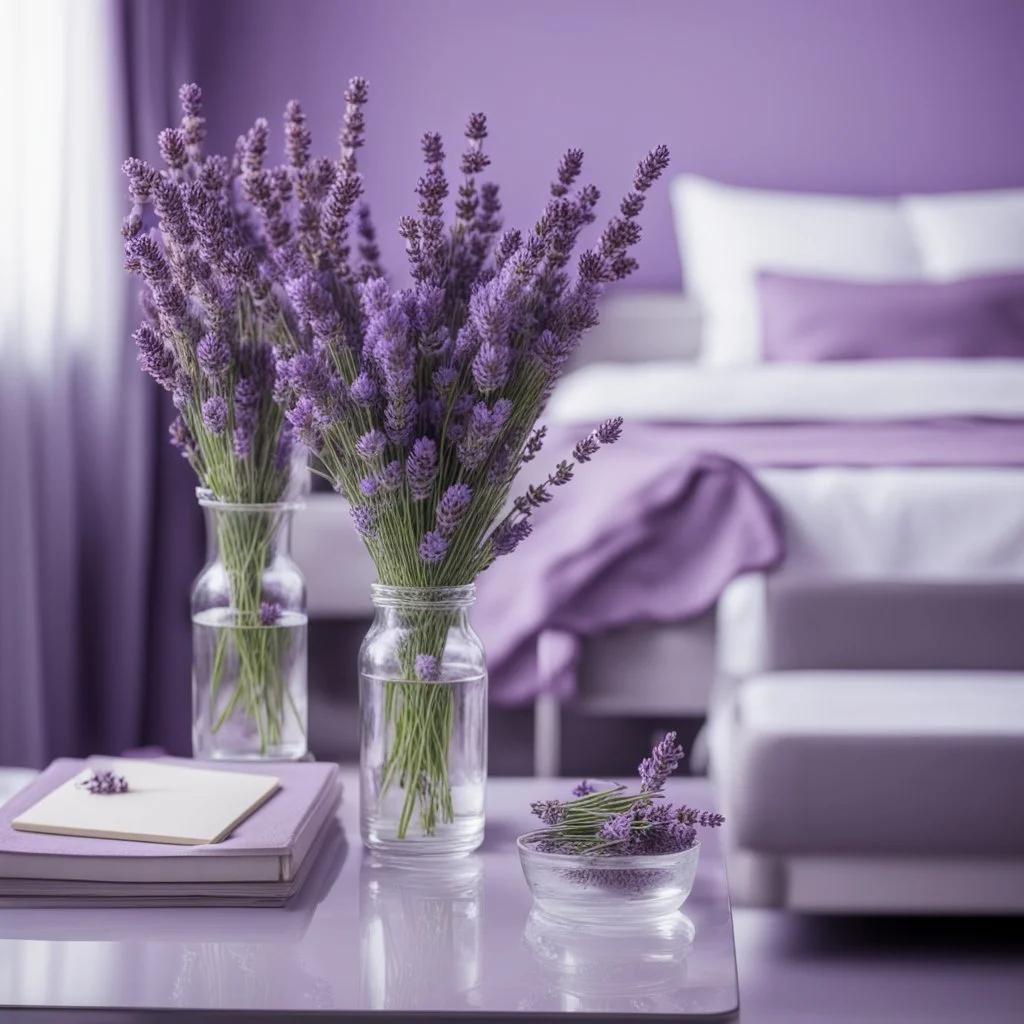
[0,768,739,1020]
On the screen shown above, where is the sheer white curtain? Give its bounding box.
[0,0,148,765]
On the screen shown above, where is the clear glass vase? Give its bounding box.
[359,584,487,857]
[191,489,308,760]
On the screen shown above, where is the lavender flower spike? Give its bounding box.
[172,369,194,411]
[351,504,377,540]
[572,780,598,798]
[76,770,129,795]
[414,654,440,681]
[490,518,532,557]
[259,601,283,626]
[349,371,378,407]
[158,127,188,171]
[196,333,232,381]
[406,436,438,500]
[639,731,684,795]
[178,83,205,154]
[355,428,387,463]
[168,416,195,457]
[530,799,566,826]
[133,324,176,391]
[572,434,599,464]
[419,529,448,563]
[233,377,260,459]
[201,395,228,435]
[597,809,637,846]
[377,460,403,492]
[286,395,323,453]
[675,806,726,828]
[436,483,472,538]
[596,416,624,445]
[472,340,510,393]
[122,158,158,205]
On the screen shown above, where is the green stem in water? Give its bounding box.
[378,606,459,838]
[204,506,305,755]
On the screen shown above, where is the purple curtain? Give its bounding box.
[119,0,205,757]
[0,1,203,768]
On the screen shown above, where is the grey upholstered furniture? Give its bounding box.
[707,575,1024,913]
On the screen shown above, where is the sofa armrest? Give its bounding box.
[717,574,1024,676]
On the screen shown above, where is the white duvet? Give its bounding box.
[549,360,1024,580]
[546,359,1024,424]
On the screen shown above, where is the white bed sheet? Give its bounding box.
[546,359,1024,424]
[758,467,1024,580]
[549,360,1024,582]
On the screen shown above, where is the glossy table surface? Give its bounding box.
[0,768,739,1020]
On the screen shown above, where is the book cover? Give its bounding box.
[0,814,345,910]
[0,757,340,882]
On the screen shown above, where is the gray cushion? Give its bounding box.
[766,581,1024,671]
[725,671,1024,856]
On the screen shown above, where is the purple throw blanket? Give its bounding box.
[475,429,784,705]
[474,416,1024,704]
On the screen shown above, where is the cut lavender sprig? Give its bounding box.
[639,731,684,795]
[76,770,129,795]
[526,732,724,856]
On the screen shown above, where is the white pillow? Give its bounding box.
[671,176,921,365]
[902,188,1024,280]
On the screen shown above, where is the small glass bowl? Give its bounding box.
[517,832,701,923]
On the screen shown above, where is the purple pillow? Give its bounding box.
[758,271,1024,361]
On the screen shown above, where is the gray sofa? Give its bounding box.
[706,575,1024,913]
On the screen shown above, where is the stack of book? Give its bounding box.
[0,757,342,908]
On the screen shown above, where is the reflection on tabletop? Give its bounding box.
[359,854,484,1011]
[0,821,347,1012]
[517,908,699,1015]
[0,819,347,944]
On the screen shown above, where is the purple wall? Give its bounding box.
[191,0,1024,290]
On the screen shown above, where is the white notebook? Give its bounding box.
[11,759,280,846]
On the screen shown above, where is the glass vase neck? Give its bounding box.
[196,489,301,565]
[195,487,306,513]
[370,584,476,611]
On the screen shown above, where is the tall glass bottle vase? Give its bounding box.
[360,585,487,857]
[192,489,308,760]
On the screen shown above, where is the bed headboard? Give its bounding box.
[571,292,702,367]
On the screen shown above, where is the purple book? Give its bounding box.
[0,757,341,884]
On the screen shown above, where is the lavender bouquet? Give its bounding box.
[120,84,365,756]
[269,102,669,837]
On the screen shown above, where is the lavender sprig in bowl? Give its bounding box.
[517,733,724,922]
